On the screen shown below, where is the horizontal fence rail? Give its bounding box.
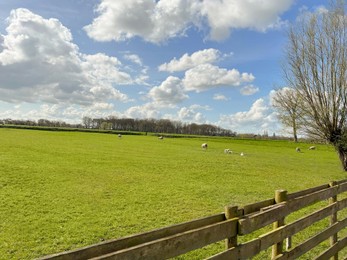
[40,179,347,260]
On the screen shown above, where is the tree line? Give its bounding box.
[0,117,237,137]
[83,116,236,136]
[1,118,81,128]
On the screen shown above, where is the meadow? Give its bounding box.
[0,128,346,259]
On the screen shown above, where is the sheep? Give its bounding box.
[240,152,245,156]
[201,143,208,150]
[296,147,301,152]
[158,136,163,140]
[118,134,122,138]
[224,149,232,154]
[309,146,316,150]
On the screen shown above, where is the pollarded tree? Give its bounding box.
[271,87,304,142]
[284,0,347,170]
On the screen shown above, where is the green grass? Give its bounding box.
[0,128,346,259]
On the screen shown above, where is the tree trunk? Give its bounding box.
[337,146,347,171]
[292,121,298,143]
[293,133,298,143]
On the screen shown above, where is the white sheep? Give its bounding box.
[240,152,245,156]
[308,146,316,150]
[224,149,232,154]
[118,134,122,138]
[158,136,163,140]
[201,143,208,150]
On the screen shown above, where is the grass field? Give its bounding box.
[0,128,346,259]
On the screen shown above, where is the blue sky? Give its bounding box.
[0,0,327,134]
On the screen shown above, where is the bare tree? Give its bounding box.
[284,0,347,170]
[272,87,304,142]
[82,116,93,129]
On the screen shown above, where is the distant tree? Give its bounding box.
[100,121,112,130]
[271,87,304,142]
[283,0,347,170]
[37,119,51,127]
[82,116,93,128]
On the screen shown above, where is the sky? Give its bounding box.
[0,0,328,135]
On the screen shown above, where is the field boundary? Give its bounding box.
[40,179,347,259]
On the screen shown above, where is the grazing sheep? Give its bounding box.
[224,149,232,154]
[118,134,122,138]
[309,146,316,150]
[240,152,245,156]
[296,147,301,152]
[201,143,208,150]
[158,136,163,140]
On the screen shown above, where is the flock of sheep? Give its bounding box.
[202,142,316,156]
[118,135,316,155]
[296,146,316,152]
[201,143,245,156]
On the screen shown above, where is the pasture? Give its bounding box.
[0,128,346,259]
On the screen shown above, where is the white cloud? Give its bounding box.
[0,35,4,53]
[177,105,208,123]
[0,102,120,124]
[40,104,60,116]
[213,94,229,101]
[124,103,161,119]
[84,0,199,44]
[219,98,279,133]
[158,48,221,72]
[123,53,143,66]
[182,64,254,92]
[124,103,210,124]
[91,102,114,110]
[200,0,293,41]
[85,0,294,43]
[240,85,259,96]
[82,53,131,84]
[0,8,132,105]
[148,76,188,106]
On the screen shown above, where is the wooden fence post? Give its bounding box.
[272,189,287,259]
[329,181,338,260]
[224,206,238,249]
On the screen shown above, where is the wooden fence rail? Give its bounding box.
[40,179,347,260]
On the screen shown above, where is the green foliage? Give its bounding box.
[0,129,345,259]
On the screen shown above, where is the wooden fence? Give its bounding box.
[40,179,347,259]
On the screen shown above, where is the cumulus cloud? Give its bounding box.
[269,87,293,105]
[0,102,119,124]
[182,64,254,92]
[158,48,221,72]
[219,98,278,133]
[84,0,199,43]
[148,76,188,106]
[0,8,132,105]
[177,105,209,123]
[123,53,143,66]
[200,0,293,40]
[124,103,161,119]
[84,0,294,43]
[213,94,229,101]
[240,85,259,96]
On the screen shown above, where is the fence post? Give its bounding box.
[272,189,287,259]
[329,181,338,260]
[224,205,238,249]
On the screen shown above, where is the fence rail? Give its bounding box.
[41,179,347,259]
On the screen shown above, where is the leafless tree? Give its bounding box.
[284,0,347,170]
[271,87,304,142]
